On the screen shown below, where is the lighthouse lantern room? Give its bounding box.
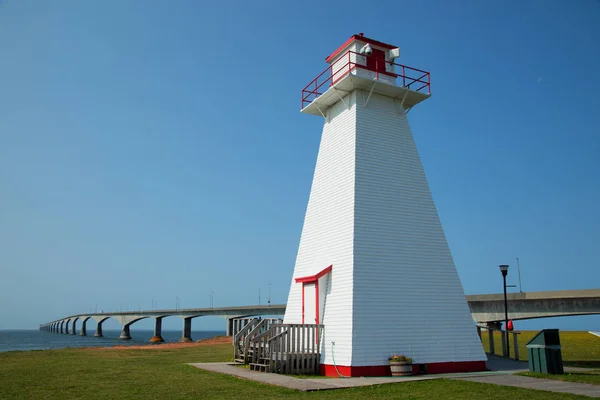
[284,34,487,377]
[301,33,431,114]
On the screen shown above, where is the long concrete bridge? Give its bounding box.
[40,289,600,341]
[468,289,600,327]
[39,305,286,342]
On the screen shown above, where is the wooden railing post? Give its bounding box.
[256,323,324,375]
[501,331,507,357]
[476,326,482,341]
[234,317,259,361]
[488,328,495,354]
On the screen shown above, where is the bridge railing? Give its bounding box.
[477,326,521,360]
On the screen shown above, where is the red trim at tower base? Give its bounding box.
[320,360,486,377]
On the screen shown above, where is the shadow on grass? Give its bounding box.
[519,370,600,386]
[564,361,600,368]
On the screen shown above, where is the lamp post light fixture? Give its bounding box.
[499,264,510,357]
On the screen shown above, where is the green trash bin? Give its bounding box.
[526,329,564,374]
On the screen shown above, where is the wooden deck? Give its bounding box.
[233,318,323,375]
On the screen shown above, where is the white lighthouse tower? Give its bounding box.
[284,34,487,376]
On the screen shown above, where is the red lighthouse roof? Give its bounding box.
[325,33,397,63]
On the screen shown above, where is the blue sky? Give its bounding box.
[1,0,599,333]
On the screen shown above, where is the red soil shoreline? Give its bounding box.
[87,336,232,350]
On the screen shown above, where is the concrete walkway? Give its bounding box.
[190,361,600,397]
[190,362,514,392]
[486,354,529,372]
[485,354,596,374]
[190,362,436,391]
[454,374,600,398]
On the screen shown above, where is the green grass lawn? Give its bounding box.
[519,370,600,386]
[0,341,595,400]
[480,331,600,368]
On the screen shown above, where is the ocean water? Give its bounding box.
[0,329,225,353]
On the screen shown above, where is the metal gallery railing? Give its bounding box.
[301,49,430,108]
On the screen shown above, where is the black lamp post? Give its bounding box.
[499,264,509,357]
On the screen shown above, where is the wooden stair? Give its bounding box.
[249,363,270,372]
[233,318,324,375]
[249,357,271,372]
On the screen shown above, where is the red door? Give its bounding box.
[366,49,386,73]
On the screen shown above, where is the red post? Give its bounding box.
[428,72,430,94]
[348,51,351,78]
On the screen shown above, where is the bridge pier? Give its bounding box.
[60,321,65,334]
[179,317,193,343]
[119,324,132,340]
[94,321,104,337]
[79,319,87,336]
[226,318,235,337]
[150,317,164,343]
[71,319,77,335]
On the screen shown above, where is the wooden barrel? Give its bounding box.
[390,362,412,376]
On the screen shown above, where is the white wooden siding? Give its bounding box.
[329,41,396,86]
[284,92,358,366]
[351,92,486,365]
[318,274,329,323]
[286,86,485,368]
[330,42,360,84]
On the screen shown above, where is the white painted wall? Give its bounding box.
[318,274,329,323]
[287,83,485,368]
[284,92,358,366]
[351,92,486,365]
[304,283,317,324]
[329,40,396,86]
[330,42,360,85]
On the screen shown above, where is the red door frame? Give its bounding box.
[295,265,332,324]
